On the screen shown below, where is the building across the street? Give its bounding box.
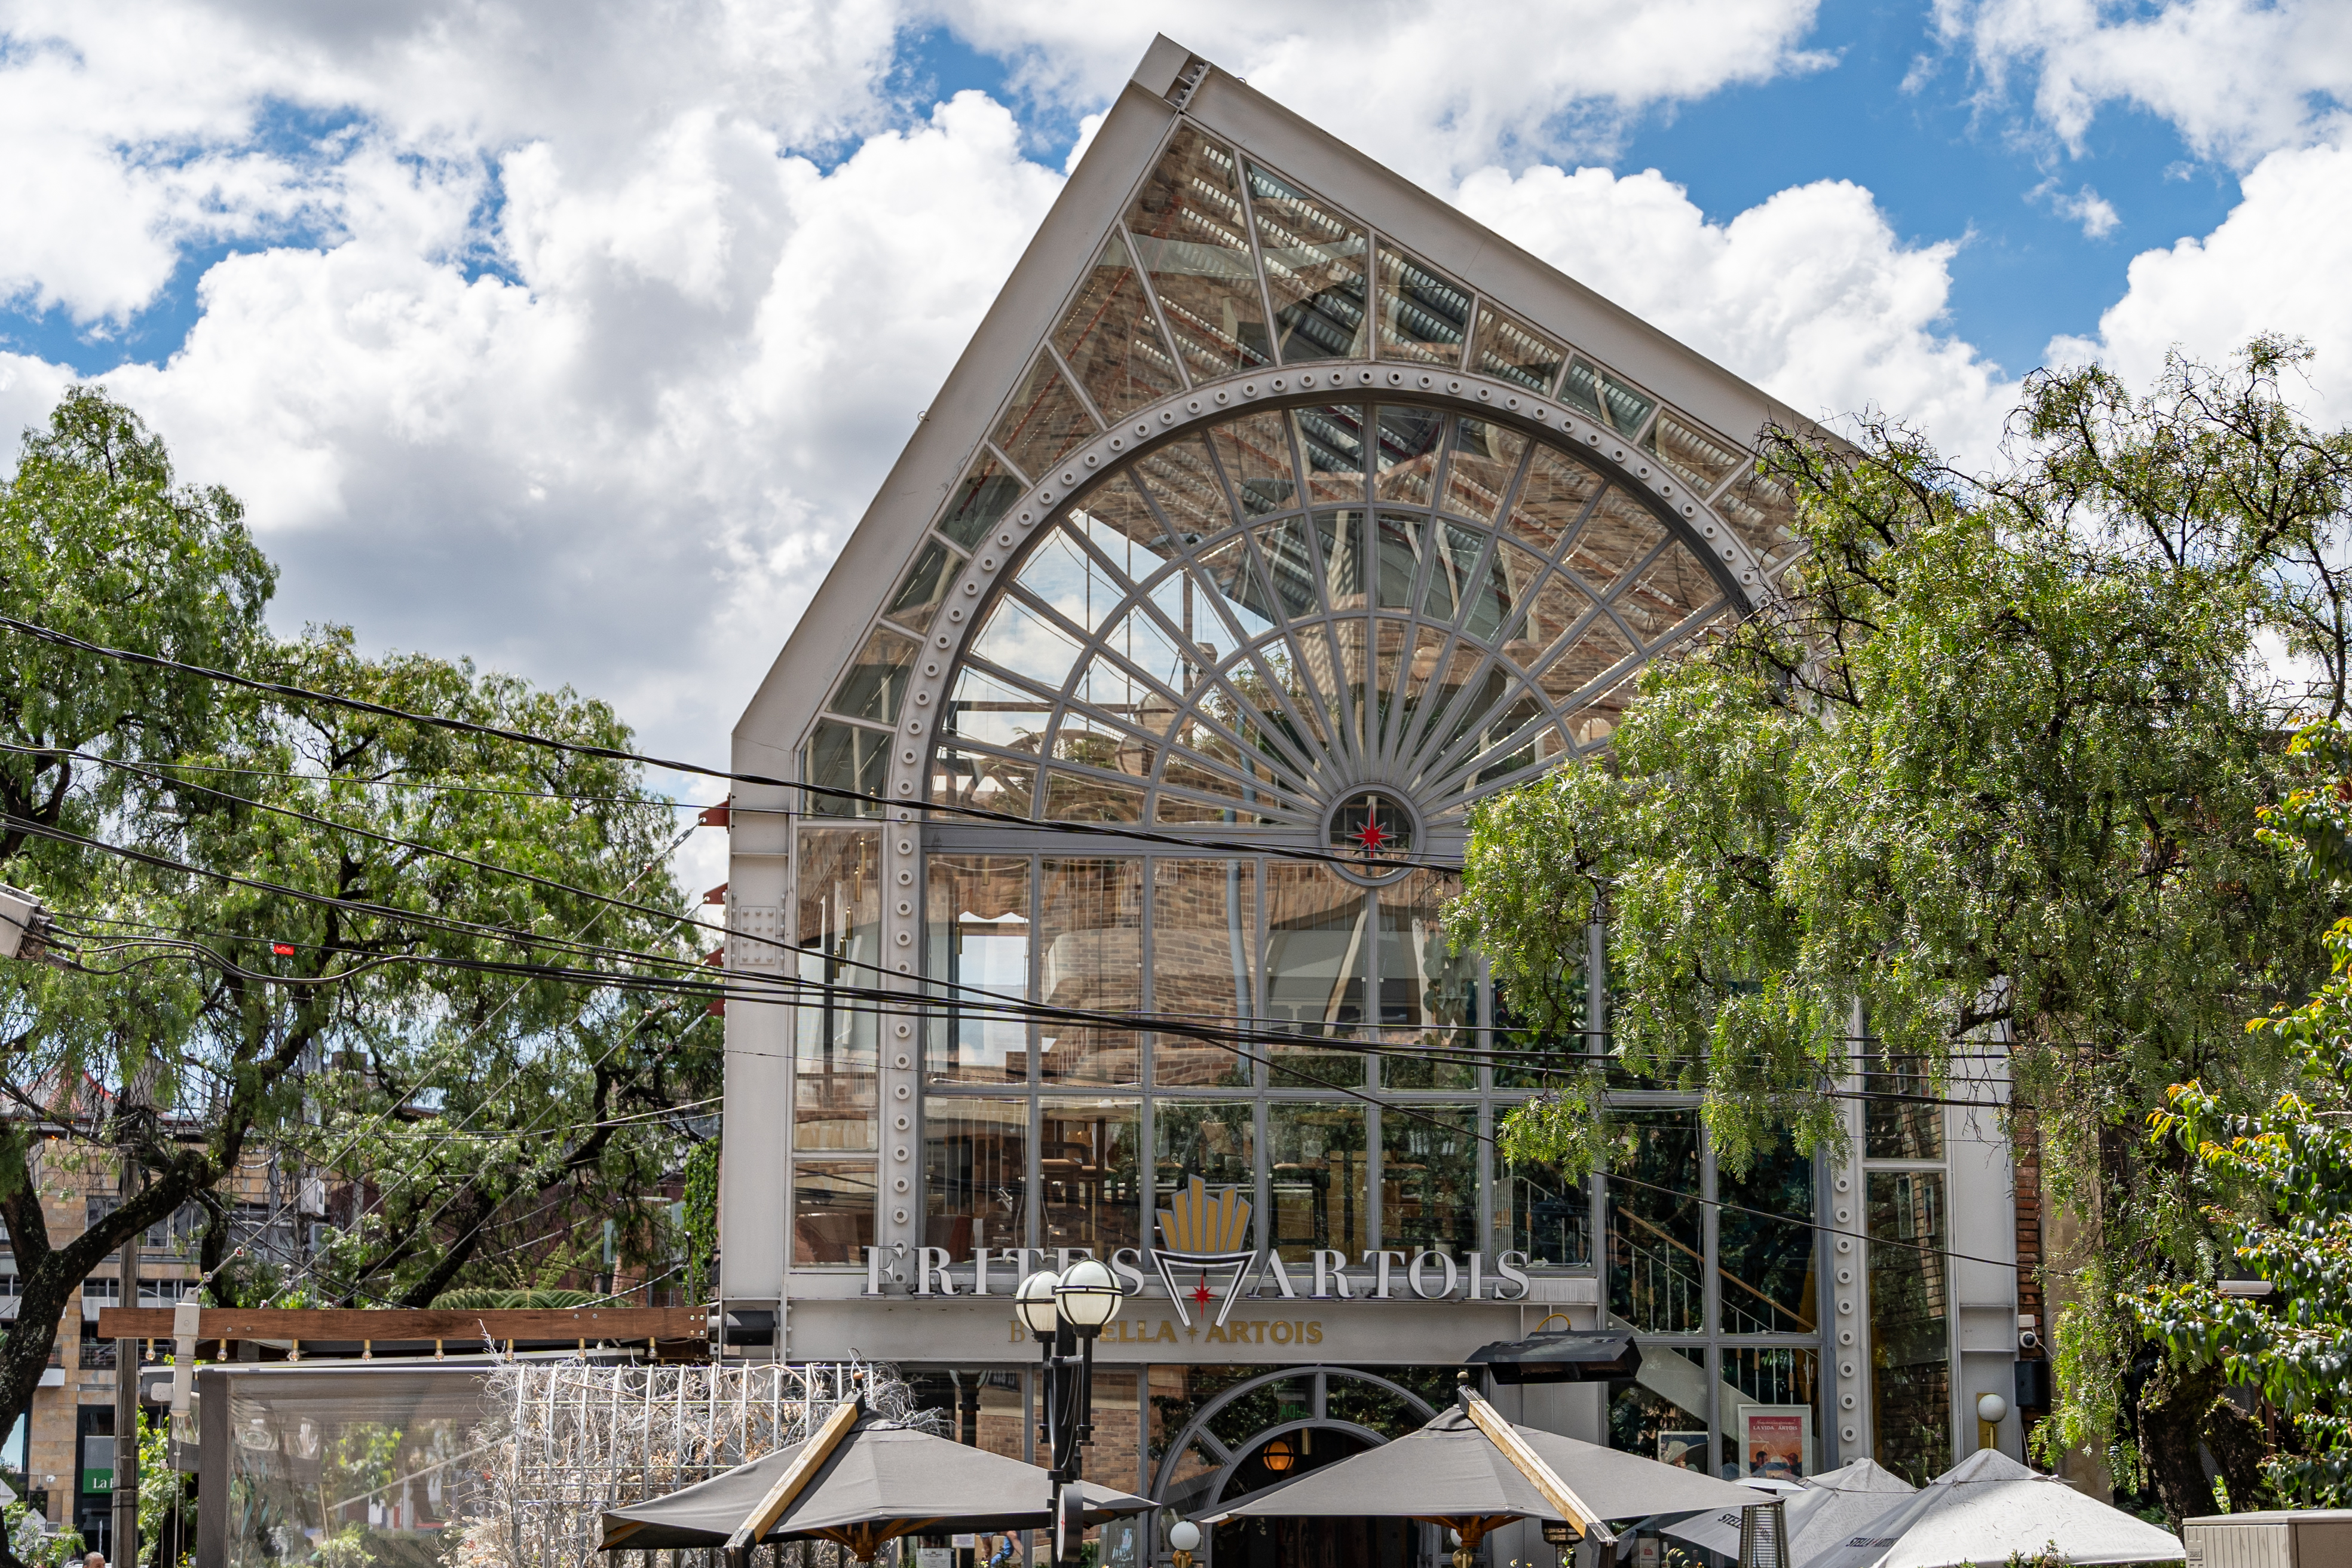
[719,35,2039,1566]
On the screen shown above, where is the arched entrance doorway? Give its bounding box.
[1150,1369,1440,1568]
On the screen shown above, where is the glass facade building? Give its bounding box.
[721,35,2030,1564]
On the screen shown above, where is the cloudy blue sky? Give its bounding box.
[2,0,2345,888]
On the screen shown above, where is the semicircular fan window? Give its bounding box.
[929,403,1735,828]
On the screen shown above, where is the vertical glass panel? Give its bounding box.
[1718,1134,1818,1334]
[1094,607,1192,711]
[795,827,881,1150]
[1459,697,1549,790]
[1053,235,1184,421]
[1135,437,1236,542]
[1043,770,1144,823]
[1725,1349,1821,1481]
[1287,623,1354,743]
[1238,641,1330,752]
[924,1098,1029,1252]
[1373,512,1426,610]
[1040,1098,1143,1254]
[1294,405,1368,504]
[1561,489,1668,594]
[1498,1155,1591,1266]
[1463,540,1542,645]
[1536,615,1636,705]
[1264,863,1370,1086]
[1563,357,1659,438]
[1719,465,1804,577]
[1248,161,1370,363]
[941,451,1023,549]
[1155,1102,1257,1224]
[1372,405,1444,506]
[925,855,1031,1085]
[1862,1039,1945,1159]
[826,626,918,725]
[1607,1109,1704,1334]
[1615,543,1720,647]
[1512,572,1594,670]
[1071,476,1178,569]
[969,593,1086,689]
[994,355,1098,485]
[1152,859,1258,1088]
[1429,660,1509,760]
[885,539,958,633]
[1867,1171,1952,1484]
[1508,443,1606,559]
[1648,408,1744,494]
[1606,1345,1709,1466]
[1313,509,1364,613]
[1371,614,1412,746]
[1252,518,1320,619]
[1036,858,1144,1083]
[1208,411,1300,518]
[1391,626,1454,755]
[1166,707,1309,801]
[1377,870,1477,1089]
[1467,305,1566,394]
[1441,418,1527,524]
[1017,523,1132,634]
[1372,244,1471,366]
[945,664,1054,752]
[1195,537,1281,642]
[1422,520,1487,624]
[1381,1104,1478,1257]
[793,1161,877,1264]
[1331,612,1372,753]
[1124,127,1271,379]
[1266,1102,1370,1263]
[804,719,887,817]
[929,745,1037,816]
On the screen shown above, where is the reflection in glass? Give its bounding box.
[941,452,1023,549]
[794,828,880,1150]
[1608,1109,1704,1333]
[1373,244,1471,366]
[944,664,1052,752]
[1717,1135,1818,1334]
[1052,235,1183,422]
[1248,161,1368,362]
[1868,1171,1952,1484]
[1606,1345,1708,1468]
[1563,358,1659,439]
[1537,615,1636,707]
[826,626,918,724]
[1125,128,1271,380]
[1040,1099,1142,1252]
[924,855,1031,1083]
[1565,489,1668,595]
[1264,864,1369,1086]
[885,539,958,633]
[1442,418,1527,525]
[968,593,1086,690]
[1266,1102,1368,1261]
[1508,443,1606,561]
[793,1160,877,1264]
[1043,768,1144,823]
[1725,1349,1820,1480]
[1154,1102,1256,1232]
[1017,523,1132,635]
[929,745,1037,816]
[1378,871,1477,1089]
[1381,1104,1478,1258]
[1719,465,1804,577]
[1863,1039,1944,1159]
[924,1098,1028,1253]
[1152,860,1257,1087]
[803,719,887,817]
[1036,858,1144,1083]
[1209,411,1300,518]
[1649,408,1744,494]
[1468,305,1567,395]
[1294,406,1368,504]
[1373,405,1444,506]
[993,353,1098,482]
[1615,542,1720,647]
[1498,1155,1591,1266]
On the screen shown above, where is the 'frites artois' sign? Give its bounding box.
[871,1178,1535,1325]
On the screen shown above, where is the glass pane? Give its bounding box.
[924,1097,1028,1252]
[1252,517,1320,620]
[1209,410,1300,518]
[1718,1134,1818,1334]
[1040,1098,1143,1253]
[1153,860,1258,1087]
[1867,1171,1952,1484]
[1566,669,1639,750]
[1377,871,1477,1089]
[793,1161,876,1264]
[1719,466,1803,577]
[1563,358,1658,438]
[1196,537,1282,641]
[1605,1345,1708,1466]
[993,353,1099,483]
[1294,405,1368,504]
[1156,1101,1257,1226]
[1090,612,1190,722]
[1373,244,1471,366]
[929,744,1037,816]
[1052,708,1154,777]
[1285,623,1354,743]
[1042,768,1144,823]
[1535,614,1636,706]
[941,451,1023,549]
[1371,614,1412,744]
[1166,709,1310,803]
[1649,408,1744,494]
[1248,160,1369,363]
[1018,522,1132,635]
[795,828,881,1150]
[924,854,1032,1085]
[1725,1349,1821,1481]
[1371,512,1425,611]
[1422,520,1487,625]
[1615,542,1720,647]
[1607,1109,1703,1334]
[1863,1040,1944,1159]
[803,719,887,816]
[1037,858,1144,1083]
[1512,571,1594,671]
[1561,488,1667,595]
[1125,127,1272,380]
[1464,541,1541,646]
[826,625,918,725]
[1507,442,1606,559]
[969,592,1085,690]
[1132,439,1235,546]
[1372,405,1444,506]
[944,664,1054,752]
[1493,941,1588,1089]
[1235,641,1330,753]
[1430,661,1510,760]
[1264,864,1370,1086]
[1154,1438,1225,1518]
[1325,1371,1444,1438]
[1497,1155,1591,1266]
[1467,305,1566,394]
[1052,235,1183,422]
[885,539,958,633]
[1441,418,1527,524]
[1071,475,1178,568]
[1266,1102,1369,1262]
[1391,626,1456,754]
[1380,1103,1478,1257]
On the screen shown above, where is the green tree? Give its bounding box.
[1445,339,2350,1512]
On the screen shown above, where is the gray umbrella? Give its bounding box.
[600,1411,1152,1562]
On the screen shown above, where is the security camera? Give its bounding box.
[2018,1330,2039,1352]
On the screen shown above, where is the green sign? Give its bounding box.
[80,1469,111,1494]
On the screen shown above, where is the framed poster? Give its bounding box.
[1735,1405,1815,1480]
[1656,1431,1708,1470]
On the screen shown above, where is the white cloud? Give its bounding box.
[2029,179,2121,238]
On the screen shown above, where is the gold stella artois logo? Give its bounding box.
[1153,1177,1261,1329]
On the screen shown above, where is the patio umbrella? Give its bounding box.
[1662,1456,1918,1564]
[1206,1394,1759,1561]
[599,1405,1152,1563]
[1803,1450,2184,1568]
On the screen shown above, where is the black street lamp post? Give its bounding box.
[1016,1261,1125,1566]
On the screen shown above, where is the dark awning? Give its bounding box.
[1465,1330,1641,1384]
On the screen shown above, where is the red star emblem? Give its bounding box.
[1353,817,1389,854]
[1192,1275,1215,1307]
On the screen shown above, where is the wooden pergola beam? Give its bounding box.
[95,1306,706,1342]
